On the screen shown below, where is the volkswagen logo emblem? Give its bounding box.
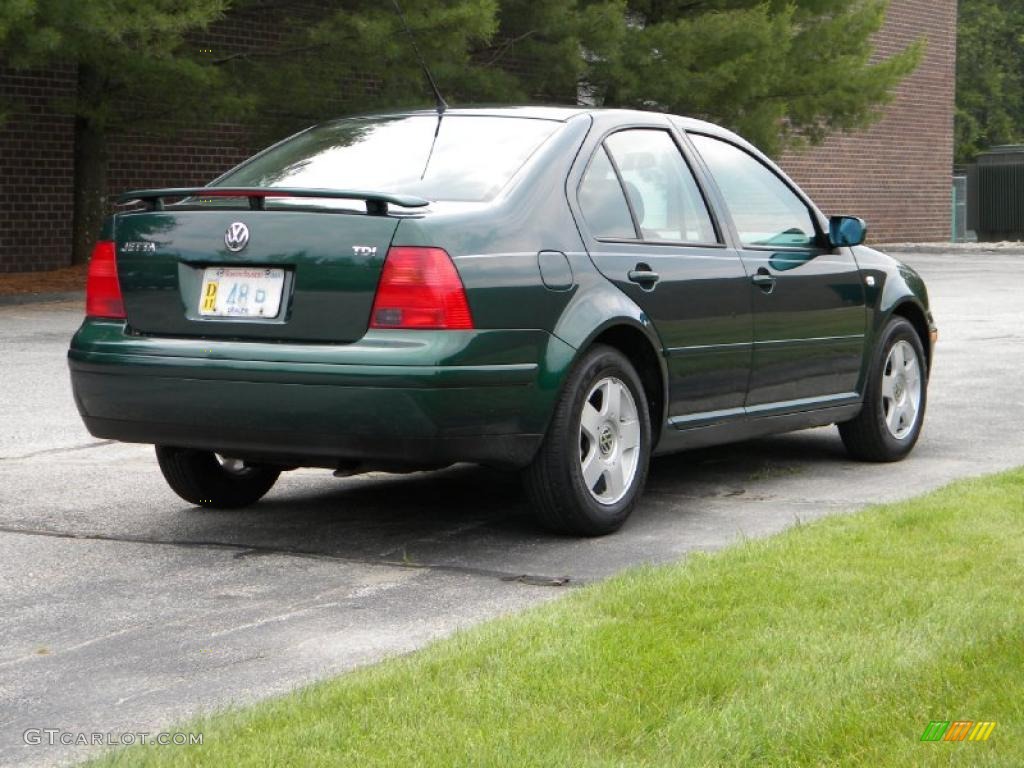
[224,222,250,252]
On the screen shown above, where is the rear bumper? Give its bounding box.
[68,321,576,469]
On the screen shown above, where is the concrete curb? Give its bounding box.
[0,291,84,307]
[877,243,1024,256]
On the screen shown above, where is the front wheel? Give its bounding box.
[523,345,652,536]
[156,446,280,508]
[839,317,928,462]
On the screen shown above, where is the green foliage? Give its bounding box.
[0,0,258,263]
[956,0,1024,164]
[0,0,920,155]
[577,0,922,155]
[0,0,245,131]
[242,0,920,156]
[229,0,506,143]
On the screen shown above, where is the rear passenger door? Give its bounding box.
[686,133,866,411]
[573,126,753,425]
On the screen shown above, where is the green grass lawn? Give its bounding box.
[95,470,1024,767]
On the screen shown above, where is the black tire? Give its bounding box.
[524,344,652,536]
[155,446,280,508]
[839,317,928,462]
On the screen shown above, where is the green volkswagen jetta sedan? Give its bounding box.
[69,106,936,536]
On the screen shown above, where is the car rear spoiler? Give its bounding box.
[116,187,431,216]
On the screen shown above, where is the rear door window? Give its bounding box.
[604,130,718,245]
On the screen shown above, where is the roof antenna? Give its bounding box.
[391,0,448,114]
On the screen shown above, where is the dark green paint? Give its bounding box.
[537,251,574,291]
[69,107,934,470]
[116,210,398,342]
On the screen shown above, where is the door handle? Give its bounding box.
[752,268,776,293]
[628,265,660,289]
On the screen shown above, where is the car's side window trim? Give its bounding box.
[644,127,728,248]
[683,130,830,253]
[601,142,644,240]
[592,236,729,250]
[741,243,828,254]
[576,144,642,242]
[604,127,726,247]
[575,126,727,250]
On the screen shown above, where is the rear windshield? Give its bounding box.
[215,115,560,204]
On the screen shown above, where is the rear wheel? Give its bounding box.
[156,446,280,508]
[524,345,651,536]
[839,317,928,462]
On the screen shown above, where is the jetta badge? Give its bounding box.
[224,222,250,252]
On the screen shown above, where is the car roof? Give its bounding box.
[342,105,741,142]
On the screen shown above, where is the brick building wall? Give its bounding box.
[0,66,76,271]
[0,1,957,272]
[0,69,263,273]
[106,125,254,205]
[0,5,295,273]
[103,5,338,218]
[779,0,959,243]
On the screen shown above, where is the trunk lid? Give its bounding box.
[115,209,399,342]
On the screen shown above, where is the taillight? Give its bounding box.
[85,240,126,319]
[370,247,473,330]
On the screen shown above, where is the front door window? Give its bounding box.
[690,134,818,249]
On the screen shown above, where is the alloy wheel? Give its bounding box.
[578,376,642,505]
[216,454,250,475]
[881,340,922,440]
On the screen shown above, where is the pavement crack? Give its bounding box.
[0,439,116,461]
[0,523,574,587]
[501,574,571,587]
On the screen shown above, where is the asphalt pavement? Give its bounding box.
[1,251,1022,766]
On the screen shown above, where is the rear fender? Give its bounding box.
[550,278,669,433]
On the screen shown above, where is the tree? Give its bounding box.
[0,1,250,263]
[956,0,1024,164]
[576,0,923,155]
[223,1,507,146]
[0,0,920,265]
[246,0,920,156]
[0,0,505,263]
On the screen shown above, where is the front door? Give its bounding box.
[688,133,867,412]
[575,127,753,425]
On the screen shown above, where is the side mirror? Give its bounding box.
[829,216,867,248]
